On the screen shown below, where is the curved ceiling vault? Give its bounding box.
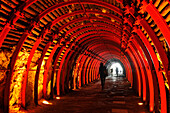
[0,0,170,113]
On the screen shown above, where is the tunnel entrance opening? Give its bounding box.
[106,59,126,77]
[110,62,123,76]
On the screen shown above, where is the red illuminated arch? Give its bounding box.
[0,1,169,113]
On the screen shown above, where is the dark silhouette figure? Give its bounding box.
[116,67,118,76]
[111,69,113,73]
[99,63,107,90]
[110,69,113,76]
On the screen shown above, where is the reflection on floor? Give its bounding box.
[25,76,149,113]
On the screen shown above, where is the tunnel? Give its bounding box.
[0,0,170,113]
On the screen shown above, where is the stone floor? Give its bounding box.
[23,76,149,113]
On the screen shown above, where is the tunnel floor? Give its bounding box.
[25,76,149,113]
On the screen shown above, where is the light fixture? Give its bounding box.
[56,97,61,100]
[138,102,143,106]
[42,100,52,105]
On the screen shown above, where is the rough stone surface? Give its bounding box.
[26,50,42,107]
[0,47,15,110]
[46,61,53,98]
[10,47,30,112]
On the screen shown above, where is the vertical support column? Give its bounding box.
[34,41,52,105]
[3,31,29,111]
[84,57,91,84]
[61,51,74,93]
[43,44,60,99]
[90,58,95,82]
[129,44,147,101]
[126,49,141,97]
[90,59,96,81]
[151,70,160,112]
[132,39,154,111]
[80,55,88,86]
[86,57,93,83]
[64,48,81,92]
[134,27,167,113]
[136,17,169,87]
[96,61,101,79]
[81,56,88,85]
[124,55,133,86]
[76,54,84,88]
[51,46,65,98]
[22,38,41,106]
[56,48,70,95]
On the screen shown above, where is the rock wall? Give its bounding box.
[0,47,15,110]
[0,47,53,112]
[38,59,45,100]
[46,61,53,98]
[9,48,30,112]
[26,50,42,107]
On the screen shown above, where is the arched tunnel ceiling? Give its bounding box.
[0,0,170,113]
[0,0,123,52]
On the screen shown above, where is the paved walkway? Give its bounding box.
[25,76,149,113]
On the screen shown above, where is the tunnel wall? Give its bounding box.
[0,0,169,113]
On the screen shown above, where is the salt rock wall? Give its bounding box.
[0,48,15,110]
[0,47,49,112]
[9,48,30,112]
[0,46,55,112]
[46,61,53,98]
[26,50,42,107]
